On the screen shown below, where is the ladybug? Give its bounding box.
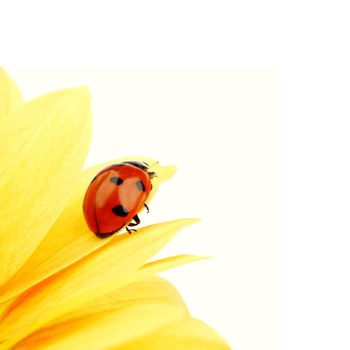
[83,161,155,238]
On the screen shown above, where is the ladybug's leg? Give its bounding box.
[128,214,140,227]
[126,215,140,234]
[126,226,137,234]
[144,203,150,213]
[126,214,141,234]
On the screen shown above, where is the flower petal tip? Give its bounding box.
[142,254,212,275]
[195,255,212,261]
[156,164,176,182]
[55,85,90,101]
[173,218,201,228]
[187,217,201,224]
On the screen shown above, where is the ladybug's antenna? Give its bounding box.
[148,161,159,178]
[149,161,159,168]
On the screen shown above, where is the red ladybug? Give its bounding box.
[83,161,155,238]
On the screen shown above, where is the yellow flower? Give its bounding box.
[0,68,230,350]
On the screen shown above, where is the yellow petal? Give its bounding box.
[0,255,201,320]
[0,298,13,320]
[13,276,189,350]
[142,254,210,274]
[10,255,204,349]
[0,87,91,286]
[3,255,203,347]
[115,318,231,350]
[0,219,196,348]
[0,159,175,303]
[0,68,23,118]
[52,275,189,322]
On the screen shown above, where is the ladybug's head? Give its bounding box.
[122,160,156,178]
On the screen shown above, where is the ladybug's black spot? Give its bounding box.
[136,180,146,192]
[112,205,129,217]
[109,176,124,185]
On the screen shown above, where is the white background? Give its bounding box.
[1,1,350,350]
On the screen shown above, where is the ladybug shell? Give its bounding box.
[83,163,152,238]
